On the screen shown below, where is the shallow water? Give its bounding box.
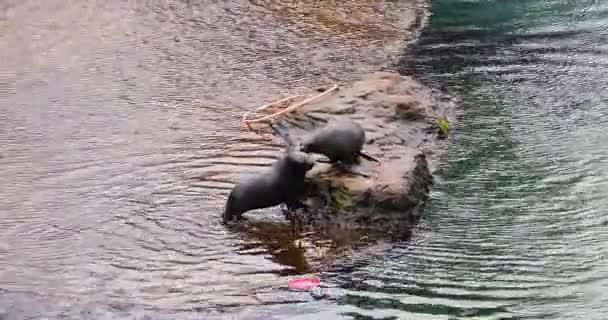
[2,0,608,319]
[0,0,423,318]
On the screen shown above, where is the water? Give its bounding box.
[0,1,424,318]
[328,0,608,319]
[1,0,608,319]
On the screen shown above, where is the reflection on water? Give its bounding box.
[326,0,608,319]
[0,0,425,318]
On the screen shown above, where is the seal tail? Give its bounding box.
[357,151,380,163]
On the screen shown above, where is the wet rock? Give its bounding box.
[270,71,457,237]
[236,71,457,272]
[387,94,427,120]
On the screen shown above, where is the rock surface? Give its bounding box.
[238,71,458,273]
[269,71,457,236]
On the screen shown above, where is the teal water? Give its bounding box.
[320,0,608,319]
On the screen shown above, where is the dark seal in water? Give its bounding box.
[222,151,315,224]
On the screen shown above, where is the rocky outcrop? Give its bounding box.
[268,71,457,237]
[237,71,458,273]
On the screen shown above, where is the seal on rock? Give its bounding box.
[222,150,315,224]
[300,119,379,165]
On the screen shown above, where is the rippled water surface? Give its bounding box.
[2,0,608,319]
[383,0,608,319]
[1,0,424,318]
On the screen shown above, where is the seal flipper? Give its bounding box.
[314,158,333,164]
[286,200,309,212]
[336,163,370,178]
[281,201,307,235]
[357,150,380,163]
[222,192,235,224]
[222,191,245,224]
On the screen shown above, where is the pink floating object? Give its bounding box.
[288,277,321,291]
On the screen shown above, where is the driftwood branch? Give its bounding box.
[242,85,338,130]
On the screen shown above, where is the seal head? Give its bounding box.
[286,150,315,171]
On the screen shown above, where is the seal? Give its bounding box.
[300,119,379,165]
[222,150,315,224]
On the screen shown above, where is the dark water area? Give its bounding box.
[1,0,608,319]
[387,0,608,319]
